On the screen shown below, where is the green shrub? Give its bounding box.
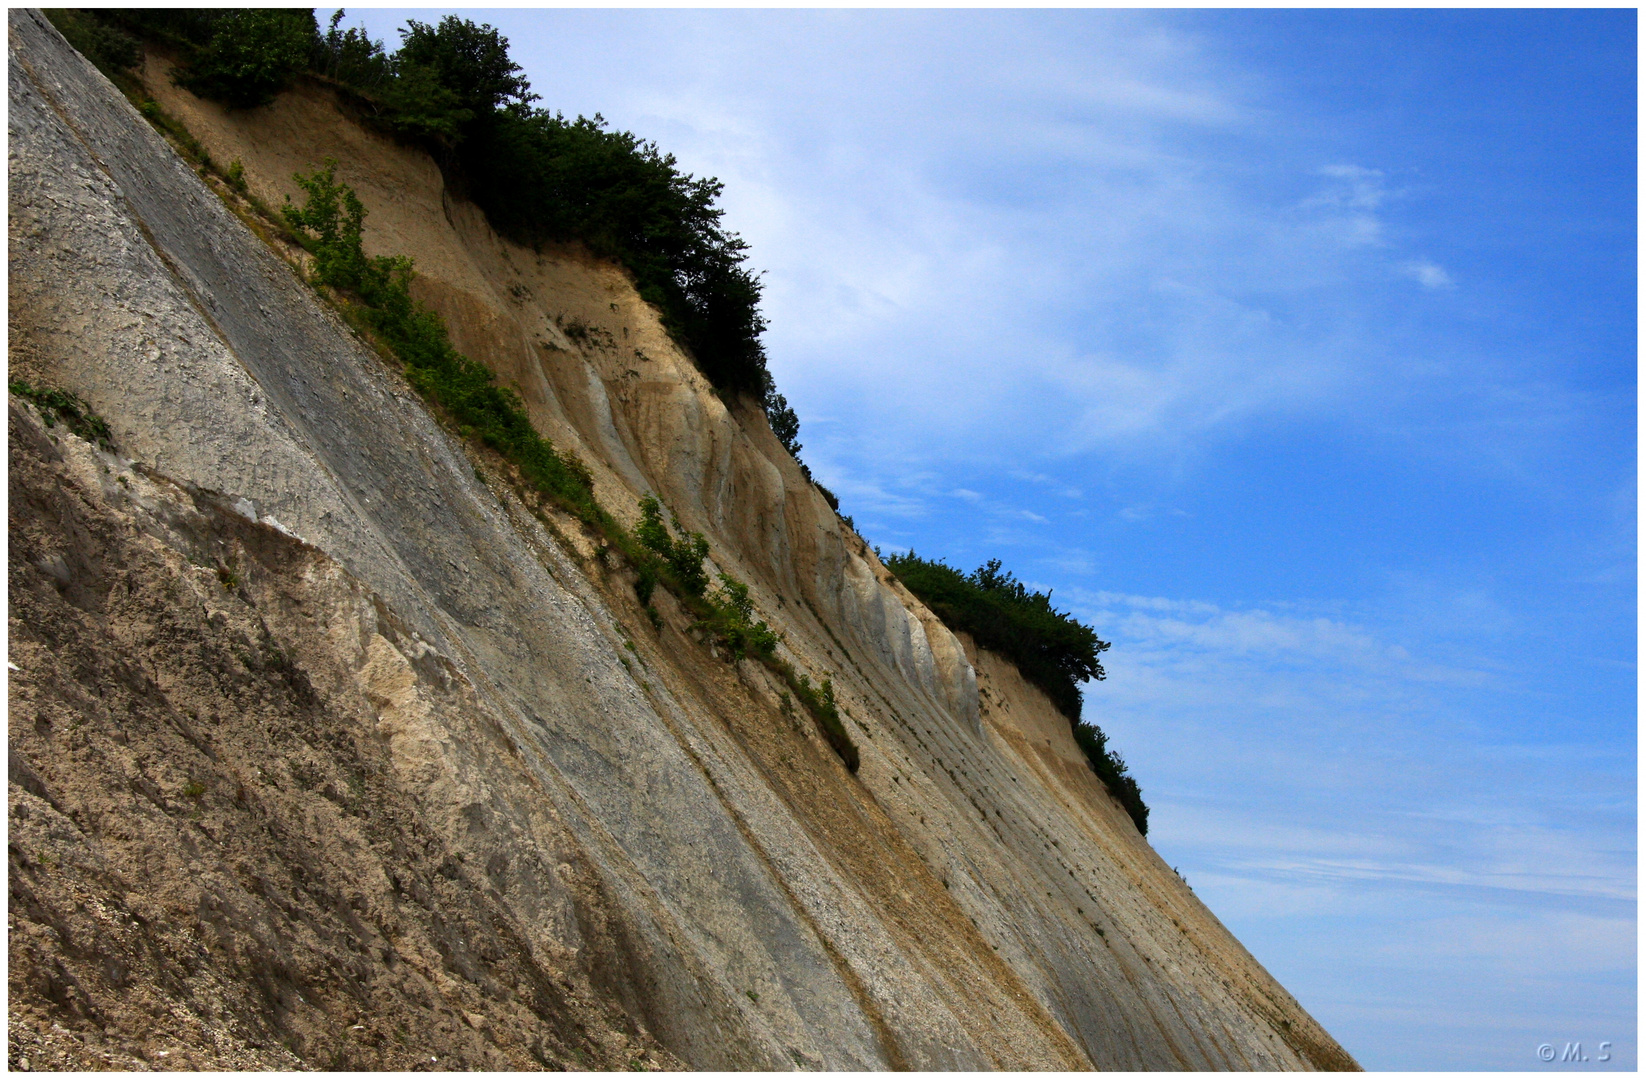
[625,500,851,770]
[170,9,318,108]
[9,378,113,450]
[706,574,780,662]
[791,673,858,772]
[635,494,710,598]
[763,388,802,457]
[281,160,371,288]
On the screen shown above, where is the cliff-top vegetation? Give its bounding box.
[68,8,802,448]
[885,553,1147,835]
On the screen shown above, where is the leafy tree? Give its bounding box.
[378,61,472,142]
[172,8,318,108]
[763,388,802,457]
[394,16,535,119]
[885,553,1106,721]
[316,11,390,91]
[280,159,370,290]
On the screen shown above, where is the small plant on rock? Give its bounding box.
[8,379,114,450]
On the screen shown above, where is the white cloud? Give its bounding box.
[487,11,1471,475]
[1317,163,1389,209]
[1403,259,1456,288]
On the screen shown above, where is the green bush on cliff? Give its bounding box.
[884,551,1147,834]
[884,554,1108,719]
[631,497,777,661]
[8,378,114,450]
[1070,721,1148,837]
[706,575,781,663]
[174,9,316,108]
[636,494,711,599]
[791,673,858,773]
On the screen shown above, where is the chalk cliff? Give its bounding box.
[7,10,1356,1070]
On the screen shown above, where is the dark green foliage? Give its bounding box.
[636,494,710,598]
[706,575,780,662]
[393,16,534,120]
[790,673,858,773]
[43,9,139,78]
[315,11,395,99]
[885,551,1148,834]
[376,61,471,142]
[9,378,114,450]
[815,484,840,513]
[98,8,217,49]
[763,387,816,482]
[461,110,771,395]
[168,9,319,108]
[763,388,802,458]
[276,163,789,697]
[279,162,603,526]
[281,161,370,288]
[885,554,1106,721]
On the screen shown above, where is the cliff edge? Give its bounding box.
[8,10,1357,1070]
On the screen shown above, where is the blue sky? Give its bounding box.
[342,9,1635,1069]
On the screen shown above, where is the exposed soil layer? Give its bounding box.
[8,401,681,1071]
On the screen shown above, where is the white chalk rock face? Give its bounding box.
[7,9,1356,1071]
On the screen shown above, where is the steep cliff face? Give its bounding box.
[8,10,1356,1071]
